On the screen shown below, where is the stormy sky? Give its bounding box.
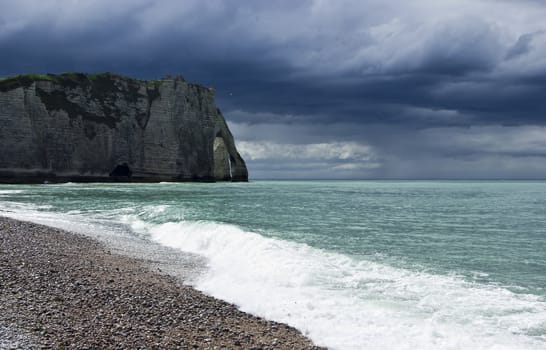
[1,0,546,179]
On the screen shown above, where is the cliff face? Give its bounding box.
[0,73,248,183]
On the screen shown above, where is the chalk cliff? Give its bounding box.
[0,73,248,183]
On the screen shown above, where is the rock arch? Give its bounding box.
[213,135,231,181]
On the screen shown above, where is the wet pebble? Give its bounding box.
[0,217,324,349]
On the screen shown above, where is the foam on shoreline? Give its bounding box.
[145,219,546,350]
[0,216,321,349]
[2,198,546,349]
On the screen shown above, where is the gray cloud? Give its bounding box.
[1,0,546,178]
[230,121,546,179]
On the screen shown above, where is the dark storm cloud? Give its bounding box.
[1,0,546,178]
[506,33,536,60]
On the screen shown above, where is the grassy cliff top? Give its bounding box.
[0,72,198,93]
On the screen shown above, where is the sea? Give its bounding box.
[1,180,545,350]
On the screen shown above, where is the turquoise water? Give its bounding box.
[1,181,545,349]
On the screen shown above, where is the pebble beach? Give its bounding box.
[0,216,322,349]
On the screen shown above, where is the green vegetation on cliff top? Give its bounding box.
[0,72,184,93]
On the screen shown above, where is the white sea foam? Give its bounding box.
[0,190,25,195]
[144,219,546,350]
[0,201,115,237]
[2,200,545,350]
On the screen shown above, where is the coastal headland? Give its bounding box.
[0,73,248,183]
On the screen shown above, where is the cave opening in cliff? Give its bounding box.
[110,163,132,177]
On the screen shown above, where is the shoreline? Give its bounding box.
[0,216,323,349]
